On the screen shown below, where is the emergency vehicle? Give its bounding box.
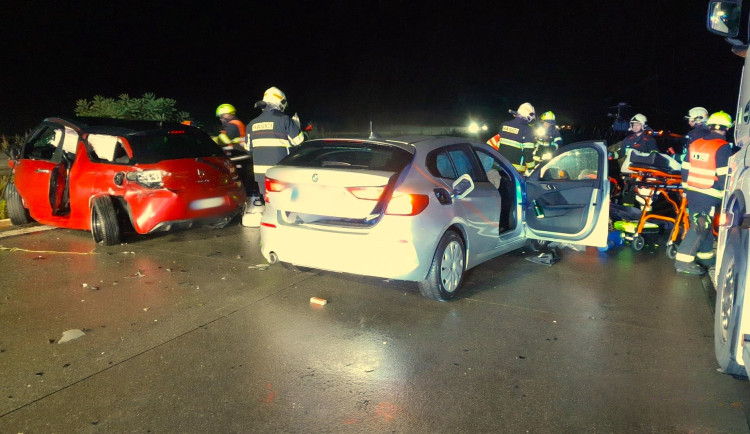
[707,1,750,378]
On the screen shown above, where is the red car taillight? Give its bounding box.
[264,177,288,203]
[385,194,429,216]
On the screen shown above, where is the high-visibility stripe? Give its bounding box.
[499,138,524,149]
[685,185,723,198]
[487,135,500,149]
[689,166,717,176]
[681,161,691,170]
[289,132,305,146]
[523,142,535,149]
[675,253,694,262]
[716,166,728,175]
[252,137,292,148]
[697,251,715,260]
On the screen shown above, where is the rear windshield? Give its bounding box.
[126,129,224,164]
[279,141,413,172]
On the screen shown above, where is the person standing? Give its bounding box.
[674,111,733,275]
[246,87,305,198]
[497,102,536,174]
[678,106,711,162]
[214,103,246,154]
[620,113,658,155]
[533,111,563,165]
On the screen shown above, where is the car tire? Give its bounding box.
[5,181,33,225]
[715,227,748,377]
[419,231,465,301]
[91,196,121,246]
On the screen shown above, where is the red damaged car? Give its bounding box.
[5,117,247,245]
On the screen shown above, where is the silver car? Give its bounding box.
[260,136,610,301]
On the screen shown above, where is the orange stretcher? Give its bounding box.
[625,164,689,257]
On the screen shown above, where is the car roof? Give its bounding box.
[307,135,485,154]
[43,116,194,135]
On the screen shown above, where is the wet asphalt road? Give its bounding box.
[0,223,748,433]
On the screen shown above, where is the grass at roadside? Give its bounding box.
[0,174,7,220]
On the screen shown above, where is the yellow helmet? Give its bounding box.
[706,111,733,129]
[216,103,236,117]
[541,111,556,123]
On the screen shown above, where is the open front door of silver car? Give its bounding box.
[524,140,609,247]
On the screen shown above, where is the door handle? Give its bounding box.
[35,168,50,174]
[544,184,556,190]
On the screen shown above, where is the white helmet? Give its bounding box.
[685,106,708,123]
[630,113,647,128]
[263,87,287,112]
[516,103,535,122]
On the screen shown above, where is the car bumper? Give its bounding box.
[259,212,437,281]
[128,187,247,234]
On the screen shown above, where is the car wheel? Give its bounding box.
[90,196,121,246]
[715,227,748,377]
[666,243,678,259]
[5,181,34,225]
[631,235,645,251]
[419,231,465,301]
[529,239,549,252]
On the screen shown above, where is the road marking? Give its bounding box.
[0,225,57,239]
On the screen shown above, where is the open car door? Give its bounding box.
[524,140,609,247]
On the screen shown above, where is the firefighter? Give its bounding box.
[674,111,733,275]
[619,113,658,156]
[679,106,711,162]
[533,111,563,164]
[246,86,305,198]
[214,104,246,154]
[497,102,536,174]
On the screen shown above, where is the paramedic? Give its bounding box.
[533,111,563,164]
[214,104,246,154]
[674,111,733,275]
[497,102,537,174]
[246,87,305,197]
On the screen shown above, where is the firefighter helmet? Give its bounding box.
[263,87,288,112]
[630,113,647,128]
[706,111,733,129]
[215,104,236,117]
[685,107,708,123]
[516,103,535,122]
[541,111,556,123]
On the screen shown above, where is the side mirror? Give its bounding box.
[707,1,742,38]
[452,174,475,199]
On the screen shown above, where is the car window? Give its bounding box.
[427,145,486,181]
[126,129,224,164]
[87,134,131,164]
[280,141,412,172]
[540,147,599,181]
[24,126,61,161]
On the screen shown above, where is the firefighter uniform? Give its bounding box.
[215,104,247,154]
[498,116,536,174]
[246,87,305,196]
[620,130,658,155]
[674,126,731,274]
[533,115,563,165]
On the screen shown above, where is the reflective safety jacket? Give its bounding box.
[217,118,247,153]
[681,132,730,199]
[497,117,536,173]
[246,108,305,177]
[678,124,710,163]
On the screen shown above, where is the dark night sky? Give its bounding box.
[0,1,744,136]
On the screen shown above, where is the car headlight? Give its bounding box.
[126,170,164,188]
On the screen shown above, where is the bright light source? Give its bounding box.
[481,124,488,131]
[535,127,546,137]
[468,122,480,134]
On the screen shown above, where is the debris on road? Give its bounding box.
[310,297,328,306]
[58,329,85,344]
[248,264,270,271]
